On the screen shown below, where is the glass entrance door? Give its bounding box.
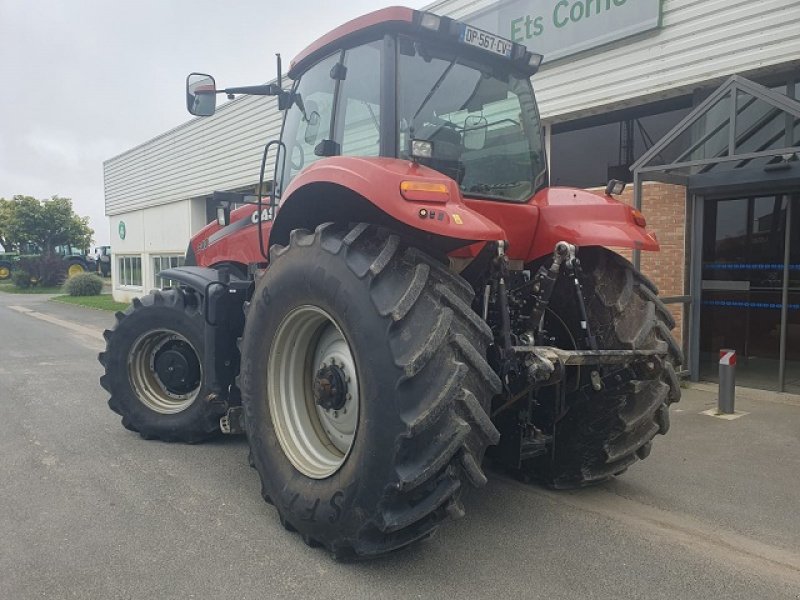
[699,194,799,391]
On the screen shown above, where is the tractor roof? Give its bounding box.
[289,6,415,78]
[288,6,543,80]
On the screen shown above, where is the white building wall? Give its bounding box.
[428,0,800,120]
[109,199,195,302]
[104,95,282,216]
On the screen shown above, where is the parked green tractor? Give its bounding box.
[0,252,18,281]
[0,245,97,281]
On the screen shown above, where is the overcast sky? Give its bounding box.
[0,0,426,245]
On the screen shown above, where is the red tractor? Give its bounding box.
[99,7,680,559]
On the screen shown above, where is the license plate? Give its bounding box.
[459,24,513,58]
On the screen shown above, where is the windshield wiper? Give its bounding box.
[411,57,458,124]
[469,181,529,193]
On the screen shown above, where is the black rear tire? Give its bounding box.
[526,248,682,488]
[99,288,225,443]
[239,223,501,559]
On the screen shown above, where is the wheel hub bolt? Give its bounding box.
[313,364,348,411]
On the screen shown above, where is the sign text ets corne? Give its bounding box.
[464,0,661,64]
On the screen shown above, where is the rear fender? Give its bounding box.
[270,157,505,251]
[526,187,659,262]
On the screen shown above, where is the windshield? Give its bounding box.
[397,37,547,202]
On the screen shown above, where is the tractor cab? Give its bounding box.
[277,8,547,202]
[187,7,547,206]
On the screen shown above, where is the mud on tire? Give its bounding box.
[527,248,682,488]
[238,223,501,559]
[99,288,225,443]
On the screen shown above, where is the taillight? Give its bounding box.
[632,209,647,228]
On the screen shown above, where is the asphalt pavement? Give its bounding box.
[1,292,799,599]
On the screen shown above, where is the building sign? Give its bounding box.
[464,0,661,63]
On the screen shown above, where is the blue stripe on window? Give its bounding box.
[703,300,799,310]
[703,263,800,270]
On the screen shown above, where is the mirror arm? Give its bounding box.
[221,83,282,96]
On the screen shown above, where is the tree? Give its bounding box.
[0,198,13,251]
[1,195,93,255]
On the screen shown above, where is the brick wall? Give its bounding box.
[587,182,687,350]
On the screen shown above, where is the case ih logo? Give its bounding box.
[251,207,274,224]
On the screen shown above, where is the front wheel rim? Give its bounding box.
[267,305,360,479]
[128,330,202,414]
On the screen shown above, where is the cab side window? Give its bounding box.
[279,52,340,192]
[338,41,382,157]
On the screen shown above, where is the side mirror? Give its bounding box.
[216,204,230,227]
[464,115,488,151]
[187,73,217,116]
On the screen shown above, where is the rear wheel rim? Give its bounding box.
[0,266,9,280]
[68,263,85,277]
[267,305,360,479]
[128,330,202,414]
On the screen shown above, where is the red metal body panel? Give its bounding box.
[289,7,415,77]
[453,200,540,259]
[191,180,657,269]
[455,187,658,262]
[192,205,273,268]
[279,156,506,242]
[524,187,658,261]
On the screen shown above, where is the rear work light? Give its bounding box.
[400,181,450,203]
[419,12,441,31]
[410,139,433,159]
[605,179,626,196]
[527,52,543,70]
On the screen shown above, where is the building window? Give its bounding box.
[550,103,692,188]
[153,255,185,288]
[117,255,142,287]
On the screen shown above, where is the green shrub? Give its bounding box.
[17,255,66,288]
[11,269,32,289]
[63,272,104,296]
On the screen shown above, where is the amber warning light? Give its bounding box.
[400,181,450,203]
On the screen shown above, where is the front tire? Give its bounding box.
[527,248,682,488]
[99,288,225,442]
[239,224,501,559]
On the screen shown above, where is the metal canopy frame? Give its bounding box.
[629,75,800,387]
[632,75,800,186]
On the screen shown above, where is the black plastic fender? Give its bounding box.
[158,266,252,403]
